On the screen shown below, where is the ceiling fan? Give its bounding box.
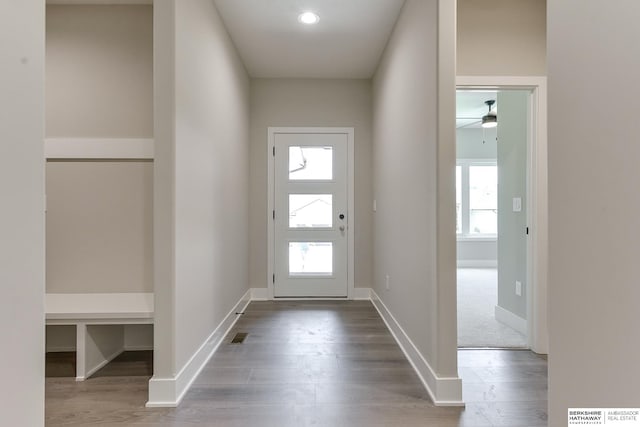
[456,99,498,129]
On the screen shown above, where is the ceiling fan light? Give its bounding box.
[481,99,498,128]
[481,114,498,128]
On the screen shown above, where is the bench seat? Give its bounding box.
[46,293,154,323]
[45,293,154,381]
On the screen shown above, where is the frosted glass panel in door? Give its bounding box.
[289,146,333,180]
[289,194,332,228]
[289,242,333,276]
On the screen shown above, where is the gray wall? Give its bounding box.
[548,1,640,424]
[457,0,546,76]
[46,5,153,138]
[45,5,154,294]
[457,127,497,159]
[373,0,458,379]
[153,0,251,382]
[0,1,45,425]
[249,79,373,290]
[457,127,498,265]
[497,91,528,319]
[46,161,153,293]
[457,240,497,266]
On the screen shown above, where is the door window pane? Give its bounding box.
[289,194,332,228]
[289,146,333,180]
[289,242,333,275]
[469,165,497,234]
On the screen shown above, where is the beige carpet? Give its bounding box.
[457,268,527,348]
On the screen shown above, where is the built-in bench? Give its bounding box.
[45,293,154,381]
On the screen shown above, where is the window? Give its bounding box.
[456,160,497,237]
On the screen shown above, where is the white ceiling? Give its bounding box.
[456,91,497,129]
[213,0,406,78]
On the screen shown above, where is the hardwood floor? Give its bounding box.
[46,300,547,426]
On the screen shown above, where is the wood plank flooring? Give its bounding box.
[46,300,547,426]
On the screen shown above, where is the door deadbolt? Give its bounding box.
[339,214,345,220]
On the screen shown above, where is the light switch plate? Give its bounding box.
[513,197,522,212]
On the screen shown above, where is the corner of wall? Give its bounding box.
[147,289,251,407]
[371,290,463,406]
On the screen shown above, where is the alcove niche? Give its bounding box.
[45,3,154,365]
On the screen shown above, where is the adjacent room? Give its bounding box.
[456,89,530,349]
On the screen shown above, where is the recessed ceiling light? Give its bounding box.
[298,12,320,25]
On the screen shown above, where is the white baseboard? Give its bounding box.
[250,287,268,301]
[370,290,464,407]
[494,305,527,335]
[352,287,371,300]
[147,288,463,407]
[78,348,124,381]
[147,289,252,407]
[457,260,497,268]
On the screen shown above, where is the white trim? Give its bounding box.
[494,305,527,335]
[352,287,371,300]
[347,128,355,300]
[456,237,497,242]
[370,290,464,406]
[250,288,269,301]
[456,76,548,355]
[457,76,546,89]
[267,127,355,300]
[146,289,251,407]
[457,260,497,268]
[267,129,275,300]
[45,293,154,321]
[45,138,154,159]
[146,289,466,408]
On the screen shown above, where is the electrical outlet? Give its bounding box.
[515,281,522,296]
[385,275,390,291]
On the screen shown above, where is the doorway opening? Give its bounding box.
[456,89,531,349]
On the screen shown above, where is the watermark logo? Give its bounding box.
[569,409,640,426]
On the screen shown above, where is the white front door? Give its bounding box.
[271,129,351,297]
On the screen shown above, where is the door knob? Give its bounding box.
[339,225,345,232]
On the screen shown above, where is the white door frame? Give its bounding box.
[267,127,355,300]
[457,76,548,355]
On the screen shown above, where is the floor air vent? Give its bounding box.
[230,332,248,344]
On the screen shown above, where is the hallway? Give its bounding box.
[46,301,547,426]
